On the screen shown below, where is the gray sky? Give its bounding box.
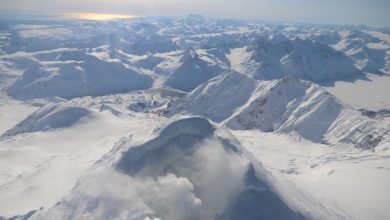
[1,0,389,27]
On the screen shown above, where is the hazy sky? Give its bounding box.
[1,0,389,27]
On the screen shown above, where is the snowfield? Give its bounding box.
[0,16,389,220]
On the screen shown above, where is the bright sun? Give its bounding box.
[64,13,139,21]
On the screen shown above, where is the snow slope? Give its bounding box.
[174,71,255,122]
[2,103,92,136]
[233,130,390,220]
[31,117,304,220]
[226,76,390,148]
[164,48,228,91]
[226,76,344,141]
[7,54,153,100]
[0,93,39,134]
[325,74,390,110]
[0,101,161,218]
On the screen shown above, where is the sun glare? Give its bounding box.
[64,13,139,21]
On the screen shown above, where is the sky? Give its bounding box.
[0,0,389,27]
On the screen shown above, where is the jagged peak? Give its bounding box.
[272,74,312,89]
[181,48,200,61]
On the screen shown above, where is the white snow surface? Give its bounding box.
[0,99,161,217]
[325,74,390,110]
[232,130,390,220]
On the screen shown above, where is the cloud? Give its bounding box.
[1,0,389,27]
[138,173,203,220]
[40,138,249,219]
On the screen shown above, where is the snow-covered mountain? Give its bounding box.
[225,76,389,148]
[2,103,92,136]
[225,76,345,139]
[172,71,390,149]
[30,117,304,220]
[331,30,390,74]
[243,35,364,83]
[7,53,153,100]
[1,17,388,97]
[163,48,228,91]
[173,71,255,121]
[0,16,390,220]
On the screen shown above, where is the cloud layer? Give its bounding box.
[1,0,389,27]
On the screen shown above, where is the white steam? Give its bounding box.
[37,138,249,220]
[139,173,203,220]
